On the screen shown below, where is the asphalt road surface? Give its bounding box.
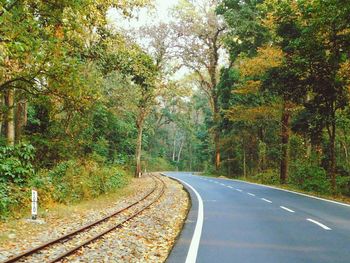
[164,172,350,263]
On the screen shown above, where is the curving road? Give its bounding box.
[164,172,350,263]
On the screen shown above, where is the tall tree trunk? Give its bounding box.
[305,92,312,158]
[172,130,177,162]
[189,139,193,171]
[213,98,221,170]
[0,94,4,136]
[327,113,337,193]
[15,99,27,143]
[135,122,143,177]
[5,89,15,146]
[243,145,247,178]
[280,100,292,184]
[341,130,349,167]
[215,129,220,170]
[177,138,185,163]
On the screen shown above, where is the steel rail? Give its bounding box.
[50,175,166,262]
[2,174,162,263]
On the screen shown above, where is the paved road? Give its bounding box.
[164,172,350,263]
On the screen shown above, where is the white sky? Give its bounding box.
[107,0,179,30]
[106,0,227,81]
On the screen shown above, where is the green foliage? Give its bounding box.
[0,183,12,218]
[290,162,331,194]
[0,143,35,185]
[253,169,279,185]
[2,0,350,220]
[214,0,350,196]
[336,176,350,196]
[48,159,130,204]
[144,154,174,172]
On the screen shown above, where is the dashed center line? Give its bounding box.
[190,175,335,233]
[307,218,331,230]
[261,198,272,203]
[280,206,295,213]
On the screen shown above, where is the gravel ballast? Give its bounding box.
[0,174,189,263]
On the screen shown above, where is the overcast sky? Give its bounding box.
[107,0,179,30]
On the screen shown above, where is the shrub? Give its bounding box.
[336,176,350,196]
[0,156,131,218]
[48,159,130,204]
[290,162,331,194]
[0,182,11,218]
[105,168,129,191]
[0,143,35,185]
[144,155,174,172]
[253,169,279,184]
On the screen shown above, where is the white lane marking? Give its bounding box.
[248,193,255,197]
[214,181,219,184]
[225,179,350,208]
[220,183,226,186]
[164,175,204,262]
[280,206,295,213]
[236,189,243,192]
[227,186,234,189]
[261,198,272,203]
[307,218,331,230]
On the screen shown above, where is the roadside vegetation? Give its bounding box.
[0,0,173,219]
[1,0,350,218]
[138,0,350,200]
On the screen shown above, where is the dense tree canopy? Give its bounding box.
[1,0,350,217]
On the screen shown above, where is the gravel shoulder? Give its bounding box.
[0,174,189,263]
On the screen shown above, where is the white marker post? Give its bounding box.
[31,190,38,220]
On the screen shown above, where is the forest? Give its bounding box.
[1,0,350,218]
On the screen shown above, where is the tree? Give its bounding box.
[171,0,226,170]
[301,0,350,191]
[262,0,350,189]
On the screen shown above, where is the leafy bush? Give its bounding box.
[0,143,35,185]
[47,159,130,204]
[336,176,350,195]
[105,168,128,191]
[0,183,11,218]
[290,162,331,193]
[144,156,174,172]
[0,156,131,219]
[253,169,279,184]
[48,160,73,178]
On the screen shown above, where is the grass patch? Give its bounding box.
[0,177,145,246]
[1,158,132,220]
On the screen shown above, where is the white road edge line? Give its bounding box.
[164,175,204,263]
[307,218,331,230]
[261,198,272,203]
[280,206,295,213]
[220,183,226,186]
[236,189,243,192]
[219,178,350,208]
[227,186,233,189]
[248,193,255,197]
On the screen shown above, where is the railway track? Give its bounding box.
[3,174,165,263]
